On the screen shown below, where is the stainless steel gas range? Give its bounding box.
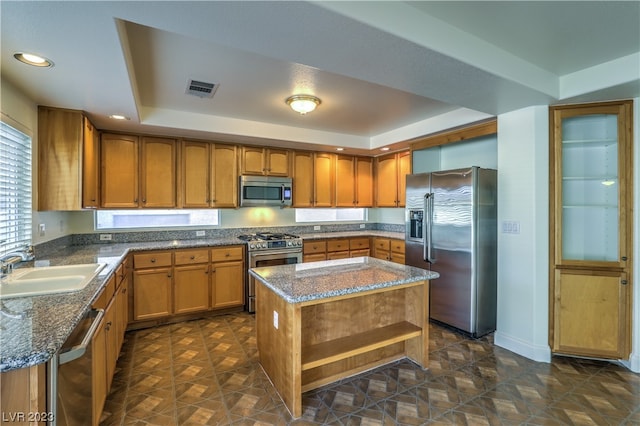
[238,232,303,313]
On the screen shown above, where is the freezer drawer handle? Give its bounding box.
[58,308,104,365]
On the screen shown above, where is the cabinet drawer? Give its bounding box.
[304,241,326,254]
[175,249,209,265]
[211,246,244,262]
[133,252,172,269]
[374,238,390,251]
[304,253,327,263]
[327,239,349,252]
[327,251,349,260]
[390,240,405,254]
[349,238,370,250]
[350,249,370,258]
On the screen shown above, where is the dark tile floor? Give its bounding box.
[100,312,640,425]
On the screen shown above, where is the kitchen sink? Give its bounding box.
[0,263,106,299]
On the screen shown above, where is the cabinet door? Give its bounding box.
[397,151,411,207]
[140,137,177,208]
[104,295,118,391]
[37,106,84,210]
[335,155,355,207]
[82,117,100,209]
[553,269,629,358]
[314,153,335,207]
[92,313,107,426]
[212,144,238,207]
[266,149,290,176]
[116,275,129,352]
[174,264,210,314]
[181,140,210,208]
[240,146,265,175]
[355,157,373,207]
[551,103,631,269]
[101,134,139,208]
[211,261,244,308]
[375,153,398,207]
[132,268,172,320]
[292,151,314,207]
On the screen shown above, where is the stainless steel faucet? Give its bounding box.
[0,245,34,277]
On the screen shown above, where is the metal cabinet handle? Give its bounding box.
[621,280,628,285]
[190,256,196,260]
[150,258,156,263]
[622,256,628,261]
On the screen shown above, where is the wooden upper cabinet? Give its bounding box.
[211,144,238,207]
[181,140,210,208]
[292,151,314,207]
[314,152,335,207]
[82,117,100,208]
[355,157,374,207]
[374,151,410,207]
[37,106,99,210]
[101,134,139,208]
[240,146,289,176]
[335,155,356,207]
[140,137,177,208]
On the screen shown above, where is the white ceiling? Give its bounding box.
[1,1,638,154]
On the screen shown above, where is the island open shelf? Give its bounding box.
[251,257,437,418]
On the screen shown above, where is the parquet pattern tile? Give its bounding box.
[100,312,640,425]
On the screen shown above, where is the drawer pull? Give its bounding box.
[150,258,156,263]
[190,256,196,260]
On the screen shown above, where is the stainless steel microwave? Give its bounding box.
[239,176,293,207]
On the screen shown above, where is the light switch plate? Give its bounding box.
[273,311,279,329]
[100,233,112,241]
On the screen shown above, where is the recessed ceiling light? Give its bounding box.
[380,147,390,151]
[13,52,54,68]
[109,114,130,120]
[286,95,321,114]
[336,148,344,151]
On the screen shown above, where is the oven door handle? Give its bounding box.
[250,249,302,258]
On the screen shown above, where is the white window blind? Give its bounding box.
[0,122,32,253]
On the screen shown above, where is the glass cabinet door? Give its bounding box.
[560,113,619,262]
[552,102,630,268]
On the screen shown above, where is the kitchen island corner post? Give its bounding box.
[255,280,303,418]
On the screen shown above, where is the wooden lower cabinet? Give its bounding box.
[372,238,405,264]
[131,246,245,324]
[552,268,629,358]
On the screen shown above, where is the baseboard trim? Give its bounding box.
[494,331,551,363]
[620,352,640,373]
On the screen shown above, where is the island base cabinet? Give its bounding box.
[256,280,428,418]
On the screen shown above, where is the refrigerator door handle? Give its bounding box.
[424,193,434,263]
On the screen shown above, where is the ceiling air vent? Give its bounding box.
[186,79,218,98]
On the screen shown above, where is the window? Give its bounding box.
[295,208,367,223]
[95,209,219,230]
[0,122,32,253]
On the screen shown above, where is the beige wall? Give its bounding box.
[1,77,73,244]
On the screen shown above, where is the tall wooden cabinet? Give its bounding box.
[292,151,315,207]
[549,100,633,359]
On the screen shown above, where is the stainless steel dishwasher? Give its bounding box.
[48,308,104,426]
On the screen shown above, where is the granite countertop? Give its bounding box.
[0,237,243,372]
[299,230,404,241]
[249,256,438,304]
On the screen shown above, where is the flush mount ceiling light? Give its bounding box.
[13,52,54,68]
[109,114,130,120]
[286,95,321,114]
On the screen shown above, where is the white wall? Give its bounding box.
[0,77,73,244]
[412,134,498,174]
[494,106,551,362]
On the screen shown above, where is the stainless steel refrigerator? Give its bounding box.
[405,167,497,337]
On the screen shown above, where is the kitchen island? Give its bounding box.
[249,256,438,418]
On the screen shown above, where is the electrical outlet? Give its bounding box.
[99,233,112,241]
[38,224,45,236]
[313,225,321,231]
[273,310,279,329]
[502,221,520,234]
[359,224,365,229]
[195,230,206,237]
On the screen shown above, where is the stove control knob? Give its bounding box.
[261,243,268,249]
[287,241,292,246]
[297,240,302,246]
[249,244,255,249]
